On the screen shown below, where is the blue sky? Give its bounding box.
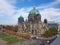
[0,0,60,25]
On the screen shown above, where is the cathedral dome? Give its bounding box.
[29,7,40,15]
[28,7,41,22]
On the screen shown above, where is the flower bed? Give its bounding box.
[5,30,16,35]
[23,33,31,39]
[5,30,31,39]
[16,33,31,39]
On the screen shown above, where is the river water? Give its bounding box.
[50,35,60,45]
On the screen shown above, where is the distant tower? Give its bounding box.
[44,19,47,24]
[43,19,48,31]
[18,16,24,33]
[18,16,24,24]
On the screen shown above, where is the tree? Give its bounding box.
[49,27,58,35]
[43,27,58,38]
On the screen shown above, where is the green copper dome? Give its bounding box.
[29,7,40,15]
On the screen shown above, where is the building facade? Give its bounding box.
[18,7,47,36]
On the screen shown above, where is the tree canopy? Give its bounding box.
[43,27,58,38]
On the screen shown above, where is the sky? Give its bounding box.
[0,0,60,25]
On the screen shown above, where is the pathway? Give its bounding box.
[50,35,60,45]
[12,39,42,45]
[0,38,7,45]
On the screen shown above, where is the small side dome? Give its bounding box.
[18,16,24,23]
[44,19,47,24]
[29,7,40,15]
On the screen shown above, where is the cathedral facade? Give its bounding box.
[18,7,47,36]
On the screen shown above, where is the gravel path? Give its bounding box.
[12,39,42,45]
[0,39,7,45]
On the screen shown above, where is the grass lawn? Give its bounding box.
[0,33,20,45]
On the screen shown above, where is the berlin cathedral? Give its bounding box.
[18,7,47,36]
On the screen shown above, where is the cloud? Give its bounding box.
[0,0,60,25]
[5,0,17,5]
[56,0,60,2]
[13,7,60,23]
[0,0,16,16]
[37,0,60,9]
[40,8,60,22]
[13,7,32,21]
[13,0,60,23]
[0,0,17,25]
